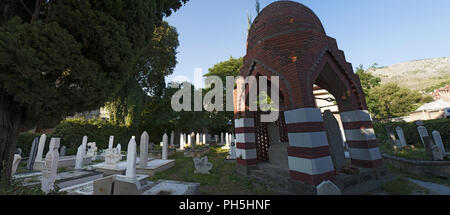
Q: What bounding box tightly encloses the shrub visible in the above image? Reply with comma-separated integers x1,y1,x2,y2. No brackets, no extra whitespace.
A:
50,118,138,155
373,119,450,150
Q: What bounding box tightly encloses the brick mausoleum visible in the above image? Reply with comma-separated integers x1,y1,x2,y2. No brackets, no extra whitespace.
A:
233,1,390,195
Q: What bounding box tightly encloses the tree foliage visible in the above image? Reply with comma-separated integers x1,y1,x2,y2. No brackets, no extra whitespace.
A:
0,0,188,181
368,83,433,120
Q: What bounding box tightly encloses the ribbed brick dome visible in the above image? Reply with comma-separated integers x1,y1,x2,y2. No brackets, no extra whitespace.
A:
248,1,325,47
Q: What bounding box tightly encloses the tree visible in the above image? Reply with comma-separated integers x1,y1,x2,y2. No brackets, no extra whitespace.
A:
105,21,180,129
355,64,381,95
204,57,243,133
0,0,188,181
368,83,433,120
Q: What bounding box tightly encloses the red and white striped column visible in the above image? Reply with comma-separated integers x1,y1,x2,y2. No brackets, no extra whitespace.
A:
340,109,383,168
234,117,258,166
284,108,336,185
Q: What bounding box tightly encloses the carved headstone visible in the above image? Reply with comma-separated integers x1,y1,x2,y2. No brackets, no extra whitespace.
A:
385,125,397,144
11,153,22,177
193,156,213,174
395,126,407,147
316,180,341,195
417,126,429,148
87,142,97,157
140,131,149,168
229,141,236,160
26,137,39,170
104,144,122,169
75,144,84,170
59,145,67,157
35,134,47,162
225,132,229,148
125,137,137,179
323,110,346,171
432,131,446,157
82,136,88,155
423,136,443,161
162,133,169,160
41,138,60,193
415,120,424,126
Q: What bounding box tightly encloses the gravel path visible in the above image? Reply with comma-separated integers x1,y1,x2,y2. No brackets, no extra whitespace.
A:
408,178,450,195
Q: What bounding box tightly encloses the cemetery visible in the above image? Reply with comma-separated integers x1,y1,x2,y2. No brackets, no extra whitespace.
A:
1,1,449,197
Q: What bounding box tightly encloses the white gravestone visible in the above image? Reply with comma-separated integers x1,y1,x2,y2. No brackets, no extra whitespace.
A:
125,137,137,179
316,180,342,195
220,132,224,145
229,141,237,160
35,134,47,162
203,134,206,145
417,126,429,147
396,126,407,147
108,136,114,149
41,138,60,193
187,133,192,147
196,133,200,145
225,132,229,148
193,156,213,174
170,131,175,147
87,142,97,157
432,131,446,157
104,145,122,169
140,131,149,168
59,145,67,157
27,137,39,170
11,153,22,177
162,133,169,160
179,134,185,150
75,145,84,170
82,136,88,154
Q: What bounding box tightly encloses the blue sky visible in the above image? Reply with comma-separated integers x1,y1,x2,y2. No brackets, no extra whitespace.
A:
164,0,450,86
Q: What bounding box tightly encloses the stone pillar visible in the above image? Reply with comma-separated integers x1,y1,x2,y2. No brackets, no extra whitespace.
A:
140,131,149,168
125,137,137,179
284,108,336,185
203,134,206,145
340,109,382,169
196,133,200,145
35,134,47,162
162,133,169,160
225,132,229,148
221,132,224,145
234,116,257,175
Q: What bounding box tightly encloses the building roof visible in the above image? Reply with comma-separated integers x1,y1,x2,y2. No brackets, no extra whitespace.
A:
416,99,450,111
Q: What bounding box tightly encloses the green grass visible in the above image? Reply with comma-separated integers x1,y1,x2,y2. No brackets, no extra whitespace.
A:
386,164,450,187
379,143,428,160
380,177,429,195
150,146,273,195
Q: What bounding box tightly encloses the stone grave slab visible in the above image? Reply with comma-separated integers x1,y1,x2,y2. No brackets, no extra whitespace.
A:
142,180,200,195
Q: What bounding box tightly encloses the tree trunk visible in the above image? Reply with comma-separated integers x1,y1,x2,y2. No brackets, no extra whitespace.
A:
0,89,25,183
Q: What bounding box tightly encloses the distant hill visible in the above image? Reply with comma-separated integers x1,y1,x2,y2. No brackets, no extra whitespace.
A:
368,57,450,91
